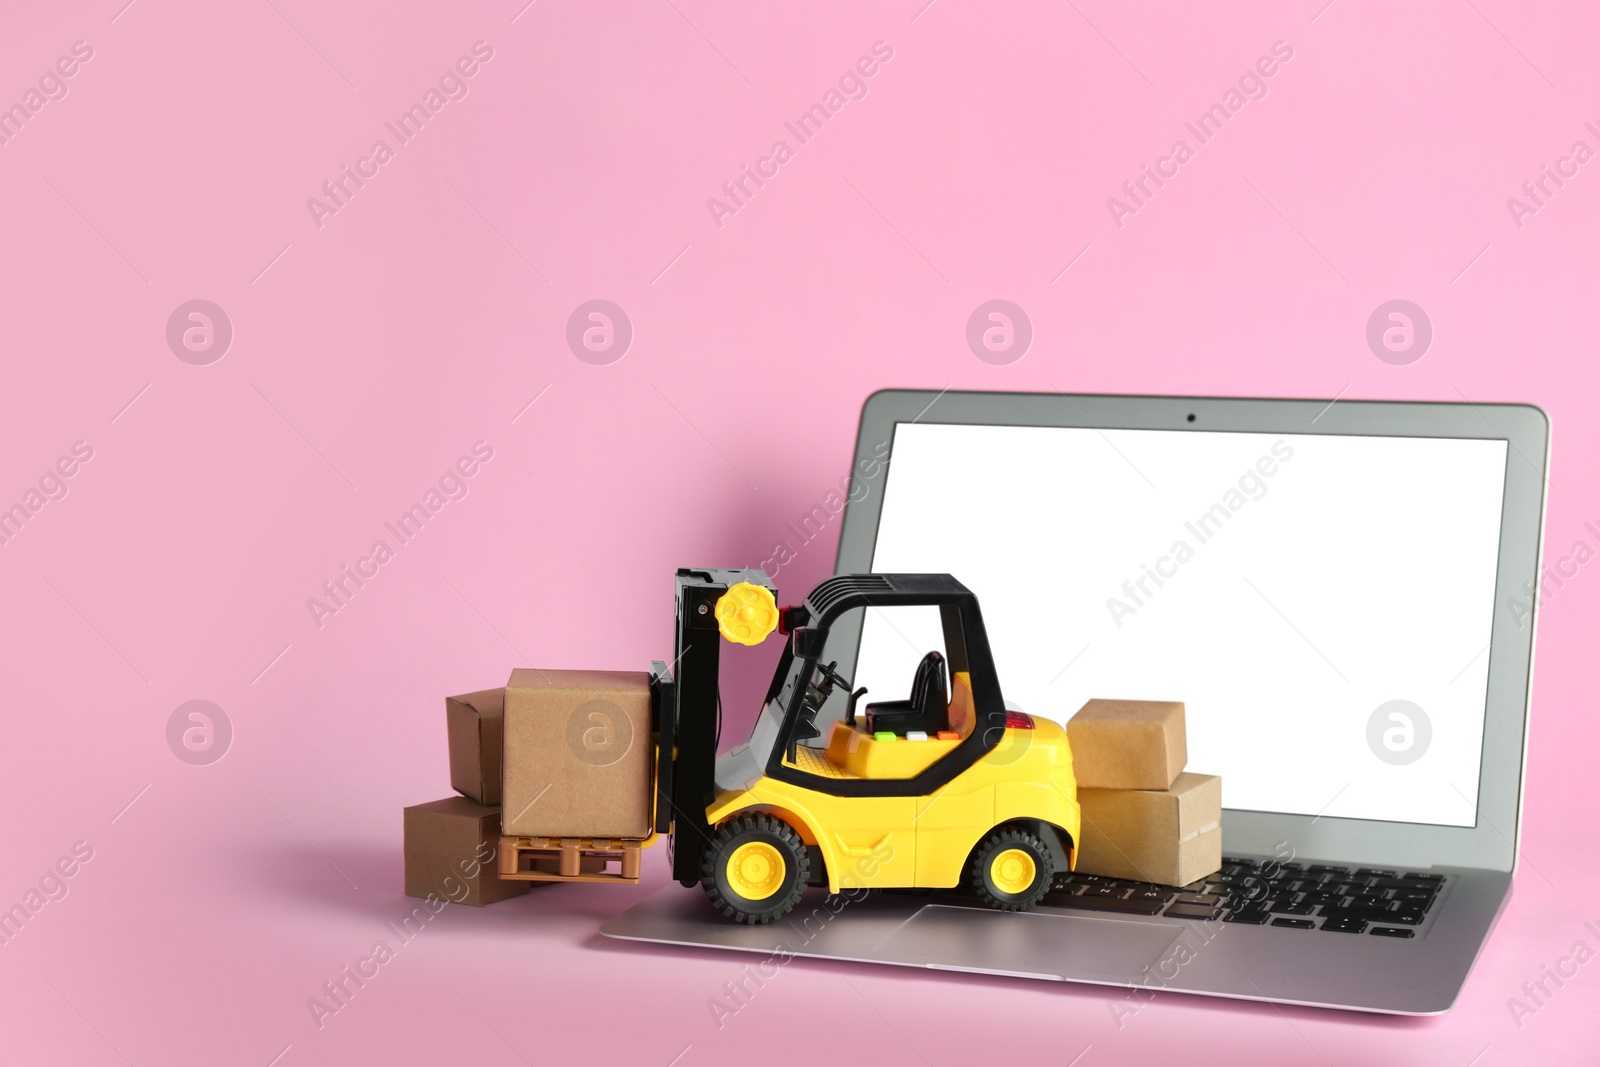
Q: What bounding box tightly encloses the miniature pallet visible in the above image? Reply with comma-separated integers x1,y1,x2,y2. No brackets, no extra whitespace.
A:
497,835,644,884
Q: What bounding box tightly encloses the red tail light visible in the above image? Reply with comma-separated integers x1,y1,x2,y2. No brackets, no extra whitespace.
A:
1005,710,1034,729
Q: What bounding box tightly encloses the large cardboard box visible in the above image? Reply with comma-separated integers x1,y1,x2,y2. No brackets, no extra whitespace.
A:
502,668,652,839
403,796,530,906
1076,772,1222,887
447,687,505,805
1067,698,1187,790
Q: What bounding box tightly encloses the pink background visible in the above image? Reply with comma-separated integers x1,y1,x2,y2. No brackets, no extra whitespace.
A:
2,0,1597,1063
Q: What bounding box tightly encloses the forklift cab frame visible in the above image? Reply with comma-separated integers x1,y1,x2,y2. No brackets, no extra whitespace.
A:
715,573,1012,799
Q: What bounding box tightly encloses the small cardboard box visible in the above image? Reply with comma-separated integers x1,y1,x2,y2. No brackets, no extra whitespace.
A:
403,796,530,906
447,687,505,805
1067,698,1187,790
1076,772,1222,887
502,668,652,839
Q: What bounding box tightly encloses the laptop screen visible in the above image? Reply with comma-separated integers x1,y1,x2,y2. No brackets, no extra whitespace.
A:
857,421,1510,828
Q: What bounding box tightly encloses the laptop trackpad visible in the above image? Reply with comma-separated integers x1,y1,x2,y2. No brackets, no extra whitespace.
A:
874,904,1186,980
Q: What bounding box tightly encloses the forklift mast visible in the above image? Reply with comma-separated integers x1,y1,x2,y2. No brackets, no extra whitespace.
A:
651,567,776,887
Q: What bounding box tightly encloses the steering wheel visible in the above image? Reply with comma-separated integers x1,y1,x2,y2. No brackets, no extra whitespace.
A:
815,660,853,694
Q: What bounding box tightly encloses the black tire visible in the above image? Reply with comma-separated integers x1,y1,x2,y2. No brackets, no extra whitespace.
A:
967,826,1054,911
700,813,810,924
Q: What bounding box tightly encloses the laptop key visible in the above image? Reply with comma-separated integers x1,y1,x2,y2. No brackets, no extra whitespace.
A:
1307,864,1350,875
1129,888,1173,902
1165,902,1222,920
1321,917,1368,934
1370,926,1417,939
1271,901,1315,916
1272,918,1315,929
1404,872,1445,882
1372,877,1431,891
1319,904,1397,922
1176,893,1223,906
1224,908,1272,925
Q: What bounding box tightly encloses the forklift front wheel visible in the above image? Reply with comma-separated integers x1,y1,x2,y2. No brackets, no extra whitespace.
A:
968,826,1054,911
701,813,810,924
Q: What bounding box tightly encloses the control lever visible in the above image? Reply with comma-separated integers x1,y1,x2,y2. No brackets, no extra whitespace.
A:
844,686,868,727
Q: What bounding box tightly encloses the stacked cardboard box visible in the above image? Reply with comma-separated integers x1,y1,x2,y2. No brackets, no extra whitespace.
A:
403,796,529,906
501,669,652,839
404,669,654,905
1066,699,1222,887
446,687,505,805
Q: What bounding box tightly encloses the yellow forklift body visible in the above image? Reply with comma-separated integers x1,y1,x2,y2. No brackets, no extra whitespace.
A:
706,716,1080,894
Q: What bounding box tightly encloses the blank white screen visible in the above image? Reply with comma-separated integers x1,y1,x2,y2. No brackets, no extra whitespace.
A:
859,422,1509,827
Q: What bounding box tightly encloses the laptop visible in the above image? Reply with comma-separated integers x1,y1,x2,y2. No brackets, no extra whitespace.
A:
602,390,1548,1015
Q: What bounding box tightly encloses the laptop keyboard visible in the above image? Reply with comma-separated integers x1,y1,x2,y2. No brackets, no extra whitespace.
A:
1041,856,1446,938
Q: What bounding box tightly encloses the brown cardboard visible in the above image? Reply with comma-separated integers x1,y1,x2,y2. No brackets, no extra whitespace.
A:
403,796,530,906
1075,772,1222,887
447,687,505,805
1067,698,1187,790
501,668,652,839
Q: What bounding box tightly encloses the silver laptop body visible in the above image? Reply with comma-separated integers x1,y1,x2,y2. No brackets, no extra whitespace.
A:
603,391,1547,1015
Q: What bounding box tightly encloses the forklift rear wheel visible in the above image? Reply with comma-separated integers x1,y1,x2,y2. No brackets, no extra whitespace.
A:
968,826,1054,911
701,813,810,924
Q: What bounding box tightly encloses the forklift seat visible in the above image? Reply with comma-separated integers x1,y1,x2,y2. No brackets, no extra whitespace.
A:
863,651,949,736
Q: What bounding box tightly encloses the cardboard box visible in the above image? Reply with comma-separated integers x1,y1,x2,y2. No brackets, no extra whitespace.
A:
403,796,530,906
502,668,652,839
447,687,505,805
1075,772,1222,887
1067,698,1187,790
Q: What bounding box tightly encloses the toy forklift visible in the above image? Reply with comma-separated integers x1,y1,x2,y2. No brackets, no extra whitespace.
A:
652,568,1081,924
